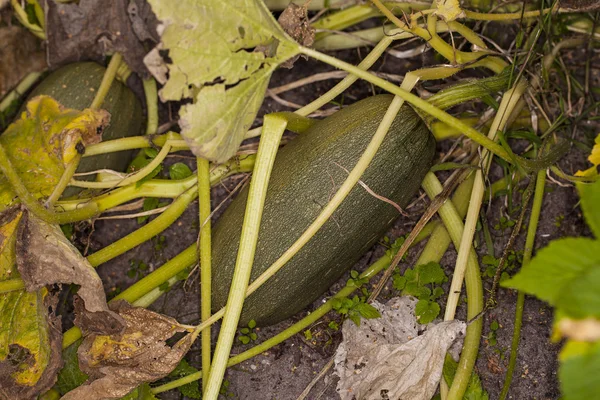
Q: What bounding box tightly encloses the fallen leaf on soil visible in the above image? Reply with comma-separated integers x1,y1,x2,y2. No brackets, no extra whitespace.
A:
0,208,63,400
45,0,157,76
62,300,194,400
0,25,46,98
0,95,109,211
16,212,125,334
334,297,465,400
145,0,300,162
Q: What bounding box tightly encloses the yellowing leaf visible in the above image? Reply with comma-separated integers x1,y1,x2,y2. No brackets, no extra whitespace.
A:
0,207,62,399
145,0,300,162
0,95,110,211
576,133,600,177
434,0,465,22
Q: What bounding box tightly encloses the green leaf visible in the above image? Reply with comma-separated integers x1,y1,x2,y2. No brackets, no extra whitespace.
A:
169,162,193,180
442,354,489,400
559,341,600,400
348,312,361,327
490,320,499,331
146,0,301,162
502,238,600,318
240,327,250,334
56,339,88,395
239,335,250,344
415,299,440,324
354,303,381,320
431,286,445,301
578,180,600,238
417,262,447,285
304,330,312,340
248,319,257,329
119,383,158,400
168,359,202,399
249,332,257,341
137,197,161,224
392,275,407,291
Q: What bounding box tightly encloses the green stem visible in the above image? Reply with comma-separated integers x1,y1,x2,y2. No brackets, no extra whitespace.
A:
63,244,198,348
299,46,514,163
197,157,212,392
90,53,122,110
203,115,286,400
499,169,546,400
45,154,81,206
143,78,159,135
421,172,483,400
0,72,42,112
87,186,197,267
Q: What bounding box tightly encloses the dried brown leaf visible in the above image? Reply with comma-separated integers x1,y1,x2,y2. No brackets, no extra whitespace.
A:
277,3,314,68
16,212,124,334
62,300,194,400
45,0,157,76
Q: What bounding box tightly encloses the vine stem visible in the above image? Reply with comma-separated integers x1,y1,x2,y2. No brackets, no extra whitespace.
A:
143,78,159,135
298,46,514,163
421,172,483,400
499,169,546,399
0,72,42,112
45,154,81,207
90,53,122,110
203,115,287,400
197,157,212,392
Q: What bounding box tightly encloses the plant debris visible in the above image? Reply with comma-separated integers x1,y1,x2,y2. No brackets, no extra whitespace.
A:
276,3,314,68
334,297,465,400
62,300,194,400
45,0,157,76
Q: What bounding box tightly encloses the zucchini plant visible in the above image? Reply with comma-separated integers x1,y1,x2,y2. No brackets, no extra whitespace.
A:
0,0,597,400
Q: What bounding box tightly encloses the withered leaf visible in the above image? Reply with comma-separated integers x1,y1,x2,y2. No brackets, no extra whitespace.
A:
277,3,315,69
62,300,194,400
45,0,157,76
0,208,62,400
16,212,125,335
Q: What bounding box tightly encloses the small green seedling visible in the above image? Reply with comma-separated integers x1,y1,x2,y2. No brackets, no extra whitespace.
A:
127,259,149,280
393,262,448,324
137,197,169,224
168,359,201,399
494,215,516,231
486,320,500,346
331,295,381,326
237,319,258,344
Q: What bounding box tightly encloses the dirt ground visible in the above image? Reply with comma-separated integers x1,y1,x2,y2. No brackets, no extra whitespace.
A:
83,40,593,399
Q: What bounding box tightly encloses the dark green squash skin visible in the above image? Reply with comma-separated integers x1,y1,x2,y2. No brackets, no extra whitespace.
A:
26,62,143,194
211,95,436,326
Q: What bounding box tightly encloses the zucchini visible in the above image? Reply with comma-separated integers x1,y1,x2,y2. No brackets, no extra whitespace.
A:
26,62,143,193
212,95,436,326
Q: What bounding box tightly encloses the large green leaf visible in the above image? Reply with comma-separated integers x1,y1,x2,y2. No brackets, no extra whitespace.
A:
146,0,301,162
578,180,600,239
502,238,600,318
559,341,600,399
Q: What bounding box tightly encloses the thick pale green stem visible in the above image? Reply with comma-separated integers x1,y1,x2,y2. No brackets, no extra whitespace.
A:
499,170,546,400
197,157,212,392
143,78,159,135
90,53,122,110
421,172,483,400
203,115,286,400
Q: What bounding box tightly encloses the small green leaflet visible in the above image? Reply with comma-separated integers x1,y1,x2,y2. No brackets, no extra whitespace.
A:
415,300,440,324
146,0,301,163
168,359,201,399
559,341,600,399
169,162,193,180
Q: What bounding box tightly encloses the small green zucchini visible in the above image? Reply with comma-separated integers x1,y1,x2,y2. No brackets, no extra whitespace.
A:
211,94,436,326
26,62,143,192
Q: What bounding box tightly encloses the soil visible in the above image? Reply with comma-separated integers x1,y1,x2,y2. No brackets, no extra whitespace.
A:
87,41,593,400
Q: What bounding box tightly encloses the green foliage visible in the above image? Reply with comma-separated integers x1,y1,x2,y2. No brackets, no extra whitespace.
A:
331,295,381,326
168,359,201,399
137,197,169,224
304,329,313,341
147,0,300,162
392,262,448,324
441,354,489,400
493,215,515,231
128,148,163,187
328,320,339,331
237,319,258,344
169,162,193,180
127,259,149,279
481,251,522,280
119,383,158,400
55,339,88,395
503,180,600,400
487,320,500,346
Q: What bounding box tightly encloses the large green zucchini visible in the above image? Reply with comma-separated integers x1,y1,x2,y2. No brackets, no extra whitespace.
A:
26,62,143,193
211,95,436,326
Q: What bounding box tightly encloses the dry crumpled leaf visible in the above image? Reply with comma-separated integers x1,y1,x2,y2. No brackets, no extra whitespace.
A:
62,300,194,400
16,212,125,335
45,0,158,76
276,3,315,68
0,208,63,400
334,297,466,400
